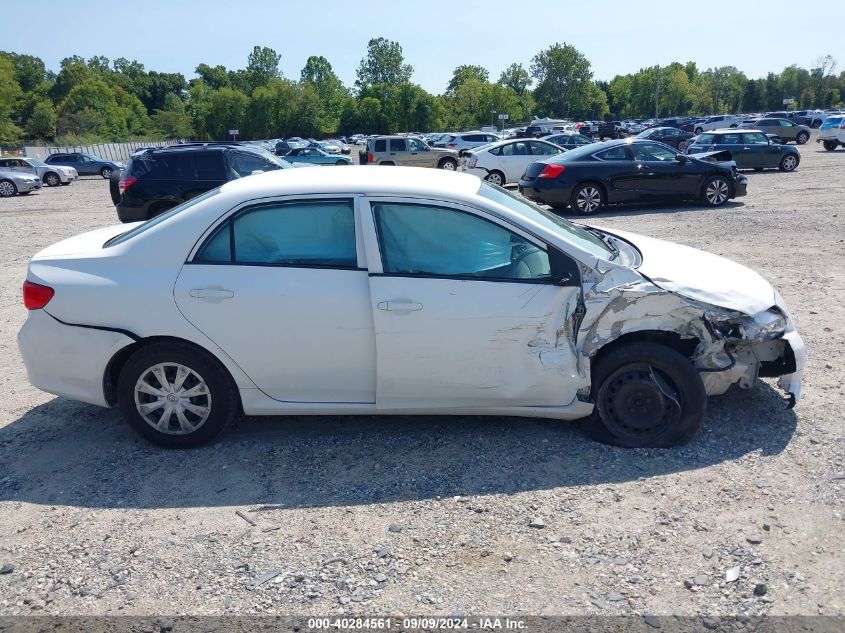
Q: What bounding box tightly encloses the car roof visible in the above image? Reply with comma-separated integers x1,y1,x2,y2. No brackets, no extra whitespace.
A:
218,165,482,198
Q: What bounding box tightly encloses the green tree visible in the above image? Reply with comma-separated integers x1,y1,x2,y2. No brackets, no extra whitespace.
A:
203,87,248,139
355,38,413,91
58,78,126,139
195,63,231,90
0,56,23,142
530,43,593,118
0,52,47,93
49,56,94,103
446,65,489,94
498,63,531,95
26,99,57,139
300,56,349,129
245,46,282,91
150,93,193,139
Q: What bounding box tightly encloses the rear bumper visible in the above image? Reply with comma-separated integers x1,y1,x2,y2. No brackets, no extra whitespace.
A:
116,202,150,223
518,180,574,206
17,309,134,407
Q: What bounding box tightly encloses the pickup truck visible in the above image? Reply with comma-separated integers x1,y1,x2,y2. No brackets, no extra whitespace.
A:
596,121,626,140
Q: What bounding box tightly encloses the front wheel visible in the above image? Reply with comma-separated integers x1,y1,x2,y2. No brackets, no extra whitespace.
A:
439,158,457,171
779,153,799,172
0,179,17,197
571,182,605,214
677,140,688,152
485,170,505,187
101,167,113,179
694,127,703,135
702,175,731,207
581,342,706,447
795,131,809,145
118,342,238,448
822,140,838,151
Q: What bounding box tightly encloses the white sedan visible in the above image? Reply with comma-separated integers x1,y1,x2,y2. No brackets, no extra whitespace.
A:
460,138,564,186
18,167,805,448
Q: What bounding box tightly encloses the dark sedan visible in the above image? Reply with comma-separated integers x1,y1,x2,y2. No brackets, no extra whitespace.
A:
636,126,696,151
518,139,747,214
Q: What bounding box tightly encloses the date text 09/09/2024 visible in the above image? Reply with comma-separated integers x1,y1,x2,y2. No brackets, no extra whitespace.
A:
306,617,527,630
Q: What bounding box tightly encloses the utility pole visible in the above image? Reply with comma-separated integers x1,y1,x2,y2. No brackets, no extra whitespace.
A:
491,110,496,127
655,65,660,119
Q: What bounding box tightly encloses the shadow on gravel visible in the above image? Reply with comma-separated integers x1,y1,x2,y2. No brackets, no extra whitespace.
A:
0,382,795,509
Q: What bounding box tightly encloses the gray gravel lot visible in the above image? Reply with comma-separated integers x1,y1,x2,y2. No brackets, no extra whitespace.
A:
0,135,842,617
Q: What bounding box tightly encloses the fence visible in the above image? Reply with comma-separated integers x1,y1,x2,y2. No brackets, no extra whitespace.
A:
23,140,177,162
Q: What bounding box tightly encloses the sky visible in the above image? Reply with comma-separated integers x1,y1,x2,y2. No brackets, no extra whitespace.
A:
5,0,844,93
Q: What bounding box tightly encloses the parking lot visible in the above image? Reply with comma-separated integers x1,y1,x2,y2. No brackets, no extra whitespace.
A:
0,133,842,617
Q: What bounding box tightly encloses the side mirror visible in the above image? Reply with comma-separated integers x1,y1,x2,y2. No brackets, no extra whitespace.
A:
675,154,688,164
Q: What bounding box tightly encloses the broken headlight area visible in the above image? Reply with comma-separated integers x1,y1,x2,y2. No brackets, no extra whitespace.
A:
705,306,788,342
698,306,799,402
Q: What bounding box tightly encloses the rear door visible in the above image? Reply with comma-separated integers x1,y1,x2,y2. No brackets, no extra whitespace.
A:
388,138,410,164
497,140,532,183
174,196,376,403
361,198,582,409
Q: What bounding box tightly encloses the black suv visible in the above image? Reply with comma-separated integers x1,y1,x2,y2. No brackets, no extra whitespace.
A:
114,143,293,222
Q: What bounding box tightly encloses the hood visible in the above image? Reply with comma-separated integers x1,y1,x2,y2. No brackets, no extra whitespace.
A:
598,227,775,315
33,223,141,259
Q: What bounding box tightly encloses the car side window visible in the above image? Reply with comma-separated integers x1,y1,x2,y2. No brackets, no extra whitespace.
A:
527,142,558,156
594,146,630,160
372,202,551,282
779,120,793,127
195,153,225,180
502,142,529,156
720,134,742,145
408,139,425,151
230,151,273,177
743,132,768,145
632,143,676,161
374,139,386,152
195,200,357,268
389,139,407,151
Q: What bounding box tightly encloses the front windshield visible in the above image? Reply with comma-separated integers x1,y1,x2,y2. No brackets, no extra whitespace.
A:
477,182,612,259
104,188,221,247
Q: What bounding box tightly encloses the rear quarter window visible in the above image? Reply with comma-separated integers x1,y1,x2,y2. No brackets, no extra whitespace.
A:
695,134,716,144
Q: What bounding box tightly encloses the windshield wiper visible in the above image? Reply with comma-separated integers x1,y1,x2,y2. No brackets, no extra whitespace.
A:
581,226,619,260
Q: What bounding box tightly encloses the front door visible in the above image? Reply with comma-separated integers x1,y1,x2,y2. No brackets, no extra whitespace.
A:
630,142,700,197
740,132,780,168
174,197,376,403
362,199,582,409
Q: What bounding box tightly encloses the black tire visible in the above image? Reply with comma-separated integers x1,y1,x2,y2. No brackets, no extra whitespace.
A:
677,140,688,152
43,172,61,187
580,342,706,448
438,157,457,171
117,341,239,448
694,127,703,135
795,131,809,145
822,140,838,151
701,175,731,207
100,166,113,179
60,182,71,185
812,119,822,129
485,170,505,187
335,160,347,165
570,182,605,214
779,153,799,172
109,169,122,205
0,179,17,197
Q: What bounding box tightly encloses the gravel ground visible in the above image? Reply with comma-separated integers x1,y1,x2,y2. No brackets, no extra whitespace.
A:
0,135,842,618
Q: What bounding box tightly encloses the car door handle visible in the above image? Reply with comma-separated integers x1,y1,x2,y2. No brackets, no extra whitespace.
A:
389,152,397,155
190,288,234,300
377,301,423,312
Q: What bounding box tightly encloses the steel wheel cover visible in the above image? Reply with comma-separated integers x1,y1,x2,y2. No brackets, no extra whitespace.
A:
576,186,601,212
598,363,682,441
133,362,212,435
705,179,729,204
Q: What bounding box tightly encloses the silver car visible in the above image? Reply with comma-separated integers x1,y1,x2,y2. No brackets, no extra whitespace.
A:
0,157,78,187
0,168,42,197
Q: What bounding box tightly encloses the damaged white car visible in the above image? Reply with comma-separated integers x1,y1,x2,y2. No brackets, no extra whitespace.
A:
18,167,805,448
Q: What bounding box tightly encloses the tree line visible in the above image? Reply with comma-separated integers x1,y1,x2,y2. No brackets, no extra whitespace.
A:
0,41,841,145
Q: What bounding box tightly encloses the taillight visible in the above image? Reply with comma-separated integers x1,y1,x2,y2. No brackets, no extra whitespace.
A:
469,156,477,169
118,176,137,194
447,143,457,147
538,164,565,179
367,153,375,163
23,280,54,310
840,122,845,129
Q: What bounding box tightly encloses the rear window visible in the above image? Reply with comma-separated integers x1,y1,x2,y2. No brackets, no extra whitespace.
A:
695,133,716,144
820,117,842,129
126,152,225,180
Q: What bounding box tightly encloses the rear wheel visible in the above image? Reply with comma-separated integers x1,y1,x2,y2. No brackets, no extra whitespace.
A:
439,157,457,171
702,175,731,206
0,179,17,197
779,153,799,172
571,182,604,214
795,131,809,145
118,342,238,448
43,172,61,187
694,127,703,134
581,342,706,447
822,140,838,151
100,166,113,179
335,160,347,165
485,170,505,187
677,140,689,152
